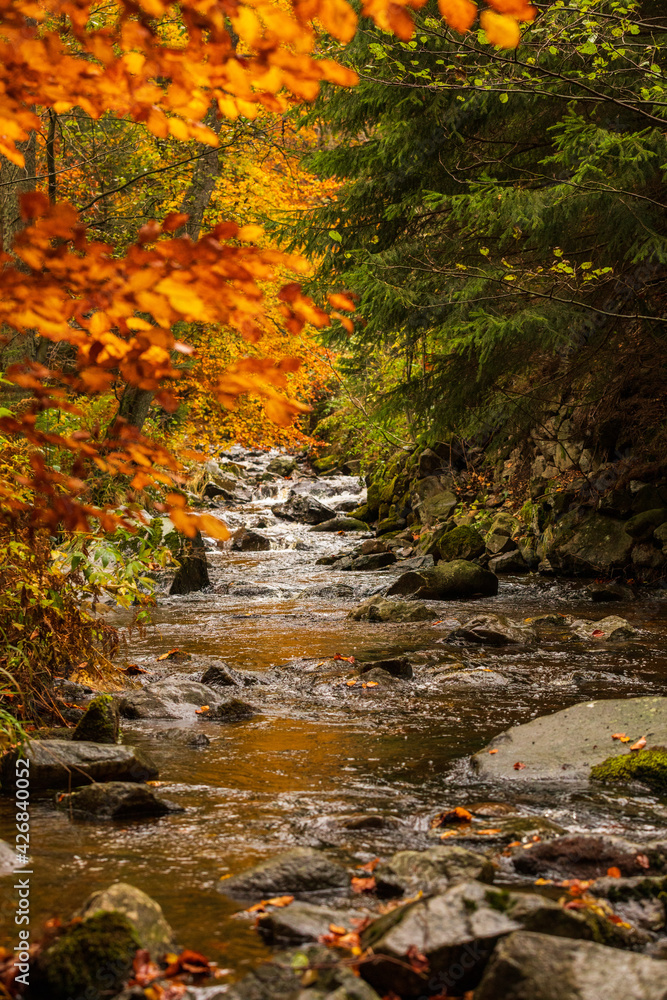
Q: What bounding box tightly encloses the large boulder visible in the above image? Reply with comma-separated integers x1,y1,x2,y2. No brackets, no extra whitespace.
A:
386,559,498,600
570,615,638,641
200,662,260,688
203,699,258,723
218,847,349,900
549,514,633,575
231,527,271,551
71,694,119,744
1,741,158,791
419,489,458,527
267,456,297,476
118,676,224,720
360,881,520,998
625,508,667,541
272,494,336,524
56,781,182,820
225,944,382,1000
475,931,667,1000
347,596,439,622
509,834,667,880
472,696,667,784
349,551,396,570
375,846,495,897
436,525,485,562
77,882,175,959
31,912,139,1000
450,614,535,646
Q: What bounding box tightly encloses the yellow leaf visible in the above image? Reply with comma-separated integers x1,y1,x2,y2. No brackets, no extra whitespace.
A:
480,10,521,47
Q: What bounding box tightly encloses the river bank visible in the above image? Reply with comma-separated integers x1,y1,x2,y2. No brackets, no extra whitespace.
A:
1,448,666,998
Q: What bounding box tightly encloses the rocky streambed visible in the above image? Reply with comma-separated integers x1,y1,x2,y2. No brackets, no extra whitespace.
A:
1,448,667,999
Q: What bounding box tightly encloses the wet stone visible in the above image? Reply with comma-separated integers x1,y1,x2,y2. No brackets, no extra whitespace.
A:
218,847,350,900
1,741,158,791
358,657,413,680
203,699,258,723
256,901,360,945
509,834,666,880
56,781,182,820
348,596,438,622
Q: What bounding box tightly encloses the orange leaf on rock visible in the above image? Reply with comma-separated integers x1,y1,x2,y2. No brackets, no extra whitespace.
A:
611,733,627,741
513,761,526,770
636,854,650,869
431,806,473,828
351,876,376,894
607,867,621,878
630,736,646,751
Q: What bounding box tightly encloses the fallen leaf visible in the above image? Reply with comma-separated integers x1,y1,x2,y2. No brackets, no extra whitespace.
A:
345,680,357,687
439,830,460,839
534,878,553,885
334,653,356,663
195,705,210,714
365,681,379,687
607,867,621,878
244,895,294,914
122,664,148,676
475,828,502,836
611,733,627,741
513,761,526,770
406,943,430,975
636,854,650,869
164,949,211,978
351,876,376,894
360,858,380,872
157,648,185,660
592,629,605,637
431,806,473,828
489,749,499,754
630,736,647,751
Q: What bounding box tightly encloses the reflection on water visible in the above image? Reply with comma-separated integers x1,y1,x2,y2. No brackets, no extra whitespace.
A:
1,465,666,973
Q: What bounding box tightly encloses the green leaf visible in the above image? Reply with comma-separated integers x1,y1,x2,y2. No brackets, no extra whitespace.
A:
328,230,342,243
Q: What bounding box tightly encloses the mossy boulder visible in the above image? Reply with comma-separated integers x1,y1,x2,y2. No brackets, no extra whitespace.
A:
590,747,667,794
33,911,139,1000
349,502,375,523
78,882,175,959
72,694,119,745
624,508,667,541
437,525,485,562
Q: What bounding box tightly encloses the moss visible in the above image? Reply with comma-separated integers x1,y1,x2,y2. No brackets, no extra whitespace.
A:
590,747,667,794
349,503,374,523
34,912,139,1000
484,888,511,913
72,694,119,745
437,525,485,562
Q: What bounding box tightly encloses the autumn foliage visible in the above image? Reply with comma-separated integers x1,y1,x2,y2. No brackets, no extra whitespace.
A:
0,0,533,533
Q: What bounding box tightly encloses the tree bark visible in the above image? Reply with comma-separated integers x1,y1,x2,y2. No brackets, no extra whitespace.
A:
114,105,223,432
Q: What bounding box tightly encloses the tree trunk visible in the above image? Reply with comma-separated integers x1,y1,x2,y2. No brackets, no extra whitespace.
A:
114,106,223,432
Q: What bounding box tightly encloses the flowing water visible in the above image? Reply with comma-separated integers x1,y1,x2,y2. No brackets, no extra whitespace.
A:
1,449,667,981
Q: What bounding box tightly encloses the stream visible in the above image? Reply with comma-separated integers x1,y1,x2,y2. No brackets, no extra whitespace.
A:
1,448,667,982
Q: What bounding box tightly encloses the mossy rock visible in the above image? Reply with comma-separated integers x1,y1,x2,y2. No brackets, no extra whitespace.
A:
437,525,485,562
349,503,375,523
33,911,139,1000
590,746,667,794
71,694,119,745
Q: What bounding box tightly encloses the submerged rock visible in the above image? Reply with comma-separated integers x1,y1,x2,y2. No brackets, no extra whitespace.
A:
56,781,182,820
591,746,667,794
386,559,498,600
358,657,413,679
450,613,536,646
203,699,258,723
118,676,225,720
348,596,438,622
78,881,175,959
475,931,667,1000
472,696,667,783
200,662,260,688
219,847,349,900
570,615,638,641
71,693,119,745
1,740,158,790
231,527,271,551
586,581,635,602
272,494,336,524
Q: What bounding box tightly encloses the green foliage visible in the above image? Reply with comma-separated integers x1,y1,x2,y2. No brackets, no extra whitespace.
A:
297,0,667,456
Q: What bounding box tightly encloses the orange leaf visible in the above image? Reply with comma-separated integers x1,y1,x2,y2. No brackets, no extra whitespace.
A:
630,736,646,751
486,0,536,21
351,876,376,894
513,761,526,770
195,705,210,714
480,9,521,47
489,748,499,754
636,854,650,869
431,806,473,827
611,733,627,740
438,0,477,33
606,867,621,878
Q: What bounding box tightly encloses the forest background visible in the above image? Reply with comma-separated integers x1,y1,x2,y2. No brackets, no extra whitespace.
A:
0,0,664,743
